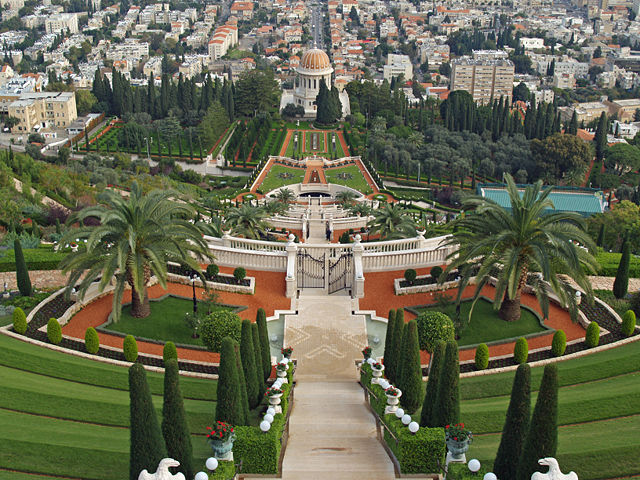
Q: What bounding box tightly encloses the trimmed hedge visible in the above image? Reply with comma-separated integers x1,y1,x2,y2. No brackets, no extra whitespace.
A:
551,330,566,357
383,414,445,474
163,341,178,362
404,269,417,284
586,322,600,348
84,327,100,354
621,310,637,337
448,463,489,478
0,246,67,272
594,249,640,278
199,310,242,353
415,311,455,353
474,343,489,370
47,318,62,345
514,337,529,364
233,267,246,281
12,307,27,334
124,335,138,362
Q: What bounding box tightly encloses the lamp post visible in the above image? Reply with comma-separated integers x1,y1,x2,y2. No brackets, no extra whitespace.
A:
190,274,198,315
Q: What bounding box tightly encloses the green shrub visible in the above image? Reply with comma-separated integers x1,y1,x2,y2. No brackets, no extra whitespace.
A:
383,309,397,382
397,320,423,414
233,340,249,425
551,330,566,357
215,337,244,425
206,264,219,278
233,267,246,282
199,310,242,352
3,291,49,310
514,337,528,364
621,310,636,337
415,311,455,352
613,240,630,299
586,321,600,348
0,245,67,272
14,239,32,297
12,307,27,334
47,318,62,345
448,464,490,478
251,323,265,397
420,340,446,428
391,309,405,381
474,343,489,370
383,415,445,474
430,266,443,281
630,291,640,317
595,249,640,278
434,341,460,427
163,341,177,362
256,308,271,381
240,319,260,409
123,335,138,362
404,268,417,284
84,327,100,354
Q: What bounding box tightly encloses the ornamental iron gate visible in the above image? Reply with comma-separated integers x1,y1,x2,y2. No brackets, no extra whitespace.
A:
296,250,325,289
328,252,353,294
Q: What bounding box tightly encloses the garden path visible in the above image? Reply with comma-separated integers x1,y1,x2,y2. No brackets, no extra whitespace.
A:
280,295,396,479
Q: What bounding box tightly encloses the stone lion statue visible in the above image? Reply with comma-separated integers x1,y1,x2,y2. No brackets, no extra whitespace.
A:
532,457,578,480
138,458,186,480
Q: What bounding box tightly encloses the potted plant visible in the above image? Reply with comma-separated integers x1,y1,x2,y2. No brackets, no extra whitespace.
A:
445,423,473,461
70,242,78,252
206,421,236,460
281,346,293,359
276,363,288,381
371,362,385,382
385,386,402,406
265,386,283,412
362,346,372,360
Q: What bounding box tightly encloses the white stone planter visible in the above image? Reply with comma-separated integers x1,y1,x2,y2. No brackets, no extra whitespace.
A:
276,368,288,384
384,390,402,414
371,365,384,384
268,393,283,414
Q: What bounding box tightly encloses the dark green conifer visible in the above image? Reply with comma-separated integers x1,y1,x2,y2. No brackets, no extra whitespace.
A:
256,308,271,381
240,319,260,408
383,309,396,382
398,320,423,413
420,340,446,427
215,337,245,425
434,341,460,427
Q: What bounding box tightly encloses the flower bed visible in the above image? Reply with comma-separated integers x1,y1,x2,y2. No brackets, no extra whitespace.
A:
394,271,459,295
167,263,254,294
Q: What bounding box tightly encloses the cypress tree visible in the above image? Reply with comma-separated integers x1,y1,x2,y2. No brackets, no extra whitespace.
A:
383,309,396,382
613,239,630,299
240,319,260,409
420,340,446,427
594,112,608,161
516,363,558,480
215,337,245,425
129,363,167,480
434,341,460,427
233,340,249,424
14,239,32,297
161,359,193,479
252,323,265,396
596,223,605,247
392,309,405,382
396,319,422,413
568,110,578,135
493,363,531,480
395,320,408,388
256,308,271,381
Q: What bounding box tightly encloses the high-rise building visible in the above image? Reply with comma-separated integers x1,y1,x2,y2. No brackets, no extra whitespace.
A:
450,54,515,105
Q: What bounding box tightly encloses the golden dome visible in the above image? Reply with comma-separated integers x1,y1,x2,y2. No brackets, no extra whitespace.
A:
299,48,332,71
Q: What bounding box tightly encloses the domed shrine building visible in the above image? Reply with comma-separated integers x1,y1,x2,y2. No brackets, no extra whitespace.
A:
280,46,350,119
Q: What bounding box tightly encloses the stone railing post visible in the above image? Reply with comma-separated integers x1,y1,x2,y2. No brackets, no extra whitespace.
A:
222,231,232,248
285,234,297,298
352,234,365,298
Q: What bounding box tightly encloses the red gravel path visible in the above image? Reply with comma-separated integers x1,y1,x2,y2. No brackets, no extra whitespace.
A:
359,269,586,364
61,268,289,363
279,130,293,157
336,131,350,156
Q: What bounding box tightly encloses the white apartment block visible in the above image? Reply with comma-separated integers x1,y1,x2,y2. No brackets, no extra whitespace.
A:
208,24,238,61
383,54,413,82
105,40,150,67
451,56,515,105
554,60,589,78
45,13,79,35
520,37,545,50
7,91,77,132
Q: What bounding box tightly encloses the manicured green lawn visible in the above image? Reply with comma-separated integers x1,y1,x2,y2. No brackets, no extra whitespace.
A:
305,130,325,152
259,164,305,193
324,164,372,194
414,298,546,346
104,296,237,346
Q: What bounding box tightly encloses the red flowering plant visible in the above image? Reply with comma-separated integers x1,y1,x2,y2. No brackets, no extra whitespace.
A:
385,386,400,397
206,421,235,443
362,346,372,358
265,386,283,397
276,363,288,372
445,423,472,442
281,346,293,357
371,362,384,370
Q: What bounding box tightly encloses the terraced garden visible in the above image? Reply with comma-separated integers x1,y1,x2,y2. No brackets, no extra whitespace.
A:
0,332,265,479
450,342,640,479
258,164,305,192
324,164,372,194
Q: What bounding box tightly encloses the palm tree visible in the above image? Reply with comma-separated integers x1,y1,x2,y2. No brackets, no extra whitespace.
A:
335,190,358,206
197,216,223,237
367,203,417,240
224,204,270,239
443,174,597,323
60,182,211,320
348,203,372,217
263,199,288,216
275,188,295,204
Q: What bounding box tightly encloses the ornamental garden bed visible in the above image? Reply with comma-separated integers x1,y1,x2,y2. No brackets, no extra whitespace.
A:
395,271,459,295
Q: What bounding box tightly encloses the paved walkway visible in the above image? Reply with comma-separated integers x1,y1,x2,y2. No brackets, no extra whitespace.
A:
281,295,395,480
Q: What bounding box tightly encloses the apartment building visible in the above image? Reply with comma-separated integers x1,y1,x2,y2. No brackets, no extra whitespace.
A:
208,24,238,61
451,55,515,105
230,1,254,19
105,40,150,67
8,91,77,132
383,54,413,82
45,13,79,34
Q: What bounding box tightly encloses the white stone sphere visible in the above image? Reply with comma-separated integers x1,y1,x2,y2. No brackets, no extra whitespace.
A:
468,459,481,473
260,420,271,432
395,408,405,418
379,380,389,389
205,457,218,471
401,414,411,425
366,357,375,365
408,421,419,433
194,472,208,480
264,413,274,423
266,407,276,416
280,357,289,364
483,473,498,480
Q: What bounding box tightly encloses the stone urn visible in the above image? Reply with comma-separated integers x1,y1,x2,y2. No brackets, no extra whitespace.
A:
446,436,472,462
208,433,236,461
384,388,402,414
276,366,289,383
268,392,283,414
371,365,385,384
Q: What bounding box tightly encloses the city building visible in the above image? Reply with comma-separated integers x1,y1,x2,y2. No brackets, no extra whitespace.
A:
7,91,77,132
608,98,640,122
230,1,254,19
45,13,79,35
451,55,515,105
383,54,413,82
208,24,238,61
